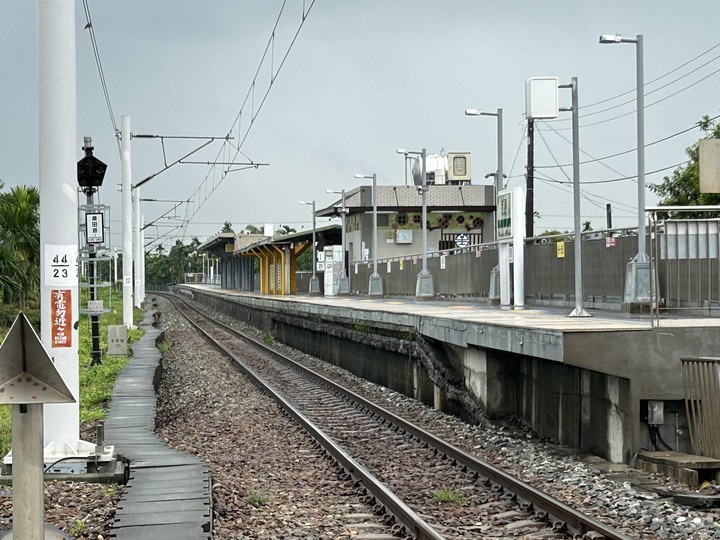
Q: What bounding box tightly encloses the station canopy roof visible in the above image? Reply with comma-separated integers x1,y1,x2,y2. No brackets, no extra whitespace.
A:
197,225,342,256
316,184,494,218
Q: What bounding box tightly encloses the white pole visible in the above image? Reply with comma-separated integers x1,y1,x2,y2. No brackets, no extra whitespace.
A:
140,214,146,301
121,116,134,327
12,404,44,539
134,188,141,308
512,187,526,310
38,0,82,455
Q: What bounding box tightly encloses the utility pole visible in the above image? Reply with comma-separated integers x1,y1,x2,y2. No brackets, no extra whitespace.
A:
121,116,134,328
526,119,535,238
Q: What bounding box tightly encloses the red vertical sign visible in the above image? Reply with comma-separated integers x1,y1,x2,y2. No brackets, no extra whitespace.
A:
51,289,72,347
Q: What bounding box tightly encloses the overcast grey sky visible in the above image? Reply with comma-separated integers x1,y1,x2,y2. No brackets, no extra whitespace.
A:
2,1,720,248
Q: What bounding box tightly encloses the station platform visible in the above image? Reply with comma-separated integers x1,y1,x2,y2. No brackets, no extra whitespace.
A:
104,305,211,540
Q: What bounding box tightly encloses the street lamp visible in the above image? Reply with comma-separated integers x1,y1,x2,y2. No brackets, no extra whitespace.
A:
395,149,412,186
464,108,507,306
298,201,320,295
464,109,503,220
354,173,383,296
326,189,350,295
599,33,650,306
397,148,434,298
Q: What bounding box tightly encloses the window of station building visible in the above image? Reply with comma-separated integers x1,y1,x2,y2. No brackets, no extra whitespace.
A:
377,214,389,227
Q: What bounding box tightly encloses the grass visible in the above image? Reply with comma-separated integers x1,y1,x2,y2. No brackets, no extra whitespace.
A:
0,289,145,456
432,488,466,506
69,519,86,535
248,489,270,506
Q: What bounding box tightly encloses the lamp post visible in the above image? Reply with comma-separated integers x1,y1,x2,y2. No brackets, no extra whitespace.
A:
326,189,350,295
299,201,320,295
464,108,503,232
354,173,383,296
464,108,507,306
599,33,649,306
397,148,434,298
395,149,412,186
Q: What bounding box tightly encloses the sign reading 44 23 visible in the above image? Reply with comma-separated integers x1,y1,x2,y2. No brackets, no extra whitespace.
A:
45,244,78,286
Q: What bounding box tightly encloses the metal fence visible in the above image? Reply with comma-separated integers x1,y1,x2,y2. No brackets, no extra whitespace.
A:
292,218,720,312
320,228,639,306
681,357,720,458
654,219,720,312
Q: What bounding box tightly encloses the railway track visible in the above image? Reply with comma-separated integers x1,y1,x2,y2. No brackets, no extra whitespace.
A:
159,292,634,540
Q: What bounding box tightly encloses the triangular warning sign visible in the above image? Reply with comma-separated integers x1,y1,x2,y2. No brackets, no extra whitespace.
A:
0,313,75,404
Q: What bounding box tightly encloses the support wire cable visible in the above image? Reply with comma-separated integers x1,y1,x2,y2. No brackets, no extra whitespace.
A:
535,113,720,169
81,0,120,155
175,0,319,242
548,40,720,117
550,65,720,131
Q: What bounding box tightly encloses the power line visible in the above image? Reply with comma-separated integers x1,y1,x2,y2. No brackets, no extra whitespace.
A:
537,161,689,185
534,171,636,213
549,65,720,131
537,122,628,179
81,0,119,153
578,51,720,119
535,113,720,169
176,0,319,242
562,40,720,112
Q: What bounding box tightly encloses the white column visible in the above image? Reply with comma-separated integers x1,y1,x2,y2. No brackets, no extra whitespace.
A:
12,404,44,539
134,188,141,308
121,116,134,327
38,0,81,454
512,187,526,309
140,214,146,302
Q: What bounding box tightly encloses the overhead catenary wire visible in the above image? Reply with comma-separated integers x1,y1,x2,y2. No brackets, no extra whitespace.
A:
81,0,120,155
175,0,318,243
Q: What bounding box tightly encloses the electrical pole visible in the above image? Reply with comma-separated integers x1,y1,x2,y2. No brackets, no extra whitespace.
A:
526,119,535,238
121,116,134,328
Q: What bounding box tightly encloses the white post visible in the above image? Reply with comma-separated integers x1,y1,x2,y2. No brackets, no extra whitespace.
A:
134,188,142,308
12,404,44,539
38,0,82,455
121,116,134,327
140,214,146,301
512,187,526,310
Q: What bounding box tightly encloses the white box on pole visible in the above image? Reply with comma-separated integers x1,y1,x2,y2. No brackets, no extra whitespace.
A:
525,77,559,119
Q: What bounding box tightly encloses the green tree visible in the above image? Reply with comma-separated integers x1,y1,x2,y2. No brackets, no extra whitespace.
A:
221,221,234,233
649,115,720,217
275,224,295,236
243,224,263,234
0,185,40,309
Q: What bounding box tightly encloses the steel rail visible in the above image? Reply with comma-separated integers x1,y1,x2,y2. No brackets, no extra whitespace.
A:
161,293,444,540
162,292,634,540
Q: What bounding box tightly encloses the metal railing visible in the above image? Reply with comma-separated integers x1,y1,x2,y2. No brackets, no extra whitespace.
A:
681,357,720,458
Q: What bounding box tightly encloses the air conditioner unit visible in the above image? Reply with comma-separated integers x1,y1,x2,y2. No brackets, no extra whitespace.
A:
447,152,471,183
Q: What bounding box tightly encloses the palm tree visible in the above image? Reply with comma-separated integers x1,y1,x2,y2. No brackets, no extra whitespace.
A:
0,185,40,310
